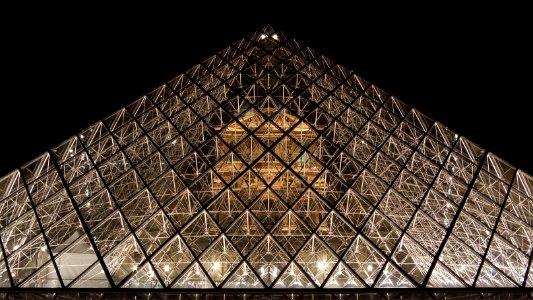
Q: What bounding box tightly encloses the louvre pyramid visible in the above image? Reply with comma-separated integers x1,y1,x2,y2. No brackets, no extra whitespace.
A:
1,25,533,293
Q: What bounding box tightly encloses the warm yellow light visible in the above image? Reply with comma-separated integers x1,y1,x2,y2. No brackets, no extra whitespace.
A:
132,265,138,271
40,246,47,252
260,34,267,40
367,264,373,272
164,265,170,272
212,262,221,270
272,34,279,40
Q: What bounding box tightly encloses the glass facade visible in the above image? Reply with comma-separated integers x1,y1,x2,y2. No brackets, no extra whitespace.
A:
0,25,532,296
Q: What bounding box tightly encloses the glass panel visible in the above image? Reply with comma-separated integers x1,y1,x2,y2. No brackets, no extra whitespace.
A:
151,234,193,287
295,235,337,286
271,211,312,256
343,235,386,286
226,210,265,256
55,236,98,285
248,235,290,287
223,261,264,288
199,235,241,286
375,262,415,288
273,261,314,288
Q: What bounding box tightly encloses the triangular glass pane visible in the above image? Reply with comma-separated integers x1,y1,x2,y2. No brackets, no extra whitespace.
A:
164,189,201,227
345,136,377,166
317,211,356,255
150,170,185,205
213,152,246,184
485,234,528,285
352,169,388,205
226,210,266,255
8,235,50,285
250,189,288,230
160,136,192,165
172,262,213,288
295,235,338,286
323,120,354,147
238,108,265,130
289,120,319,149
314,170,347,206
0,188,31,229
231,169,266,205
427,262,466,288
336,189,373,229
343,235,386,286
35,189,71,231
235,136,264,165
363,211,402,255
151,234,194,287
19,261,61,288
329,151,362,185
498,211,533,255
406,211,446,255
199,235,241,286
181,210,221,256
375,262,415,288
257,96,282,116
122,263,162,288
420,189,457,229
378,189,416,230
103,235,145,285
124,135,155,166
438,235,482,286
107,169,143,206
55,236,99,286
136,211,176,256
121,189,159,229
293,189,330,230
273,261,314,288
223,261,264,288
271,109,299,131
272,211,312,256
290,151,322,185
90,211,131,255
273,136,302,164
191,170,221,205
70,262,110,288
324,261,365,288
254,119,284,145
476,261,517,288
271,170,307,205
207,189,245,230
392,235,432,284
252,152,284,184
248,235,290,286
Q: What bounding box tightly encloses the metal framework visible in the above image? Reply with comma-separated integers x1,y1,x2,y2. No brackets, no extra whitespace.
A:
0,25,532,298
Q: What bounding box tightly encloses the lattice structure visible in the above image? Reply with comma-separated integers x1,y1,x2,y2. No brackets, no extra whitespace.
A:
0,25,532,295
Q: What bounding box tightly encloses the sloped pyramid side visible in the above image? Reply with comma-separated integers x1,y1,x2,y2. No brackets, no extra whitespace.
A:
0,25,532,290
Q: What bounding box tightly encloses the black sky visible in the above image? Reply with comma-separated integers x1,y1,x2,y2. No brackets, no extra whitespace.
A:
1,5,532,177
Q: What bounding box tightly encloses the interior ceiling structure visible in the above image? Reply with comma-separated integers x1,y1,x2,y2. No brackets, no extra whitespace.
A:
0,25,532,299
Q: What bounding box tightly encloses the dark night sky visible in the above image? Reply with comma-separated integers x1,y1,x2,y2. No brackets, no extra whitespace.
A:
1,5,532,178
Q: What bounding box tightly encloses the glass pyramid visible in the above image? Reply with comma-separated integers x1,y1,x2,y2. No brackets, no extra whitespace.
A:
1,25,532,294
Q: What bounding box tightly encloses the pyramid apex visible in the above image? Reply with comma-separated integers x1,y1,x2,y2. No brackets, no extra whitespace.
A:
256,24,285,43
